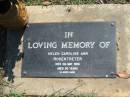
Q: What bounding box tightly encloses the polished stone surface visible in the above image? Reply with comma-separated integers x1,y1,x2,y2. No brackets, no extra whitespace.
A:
22,22,116,78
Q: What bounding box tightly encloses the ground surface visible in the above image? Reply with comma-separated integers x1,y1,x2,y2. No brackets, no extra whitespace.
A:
25,0,130,5
4,5,130,96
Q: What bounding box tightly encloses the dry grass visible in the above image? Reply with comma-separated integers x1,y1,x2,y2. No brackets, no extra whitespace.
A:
0,68,5,96
25,0,130,5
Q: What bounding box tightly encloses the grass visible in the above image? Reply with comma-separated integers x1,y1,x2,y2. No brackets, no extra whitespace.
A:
5,91,26,97
0,81,97,97
25,0,43,5
0,78,26,97
4,93,97,97
0,68,5,96
2,90,96,97
48,93,97,97
25,0,130,5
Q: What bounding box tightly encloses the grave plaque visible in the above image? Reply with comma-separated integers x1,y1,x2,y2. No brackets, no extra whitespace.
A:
22,22,116,78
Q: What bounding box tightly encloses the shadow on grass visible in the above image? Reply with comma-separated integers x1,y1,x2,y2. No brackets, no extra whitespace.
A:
4,28,25,82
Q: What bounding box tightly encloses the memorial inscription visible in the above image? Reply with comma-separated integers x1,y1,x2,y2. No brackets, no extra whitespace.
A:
22,22,116,78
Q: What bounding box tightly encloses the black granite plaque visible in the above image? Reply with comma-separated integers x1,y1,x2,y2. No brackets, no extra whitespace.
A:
22,22,116,78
